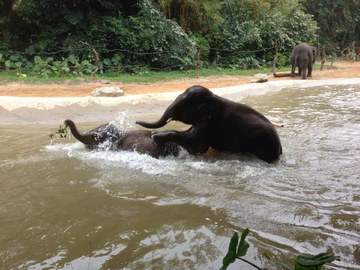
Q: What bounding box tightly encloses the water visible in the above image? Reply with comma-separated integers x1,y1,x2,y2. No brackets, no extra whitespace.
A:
0,84,359,269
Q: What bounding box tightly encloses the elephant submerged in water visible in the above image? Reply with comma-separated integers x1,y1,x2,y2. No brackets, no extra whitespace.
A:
136,85,282,163
291,42,317,80
64,119,180,158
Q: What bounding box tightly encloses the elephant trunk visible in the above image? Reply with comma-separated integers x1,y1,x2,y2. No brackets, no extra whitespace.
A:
136,103,176,129
65,119,93,145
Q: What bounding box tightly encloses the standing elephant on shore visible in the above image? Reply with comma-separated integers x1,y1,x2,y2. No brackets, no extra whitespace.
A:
291,42,317,80
64,119,180,158
136,85,282,163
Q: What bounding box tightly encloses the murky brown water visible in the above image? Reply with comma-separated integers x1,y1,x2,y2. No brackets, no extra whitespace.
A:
1,84,359,269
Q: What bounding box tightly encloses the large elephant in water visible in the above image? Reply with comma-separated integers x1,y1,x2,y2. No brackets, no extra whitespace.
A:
291,42,317,80
64,119,180,158
136,85,282,163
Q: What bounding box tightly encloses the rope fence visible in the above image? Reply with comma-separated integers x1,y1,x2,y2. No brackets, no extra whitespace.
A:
0,39,358,81
0,45,278,56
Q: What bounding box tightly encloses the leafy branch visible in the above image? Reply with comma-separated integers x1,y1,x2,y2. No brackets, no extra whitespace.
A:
49,121,70,139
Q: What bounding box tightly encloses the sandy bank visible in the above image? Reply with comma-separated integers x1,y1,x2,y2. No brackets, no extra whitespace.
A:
1,78,360,125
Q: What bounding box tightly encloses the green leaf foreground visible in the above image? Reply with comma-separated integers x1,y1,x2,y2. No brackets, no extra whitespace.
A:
49,121,70,139
221,229,340,270
295,253,341,270
221,228,261,270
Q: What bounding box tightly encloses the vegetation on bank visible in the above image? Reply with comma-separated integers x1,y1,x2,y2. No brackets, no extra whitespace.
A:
1,0,358,80
0,64,338,85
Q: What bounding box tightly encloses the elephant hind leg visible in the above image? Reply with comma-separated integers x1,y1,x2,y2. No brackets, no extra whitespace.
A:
254,148,281,163
301,66,307,80
307,65,313,77
291,57,297,77
151,126,210,155
252,133,282,163
291,64,296,77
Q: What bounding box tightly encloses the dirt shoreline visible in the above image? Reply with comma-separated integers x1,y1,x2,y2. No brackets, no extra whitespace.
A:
0,62,359,125
0,62,359,98
1,78,360,125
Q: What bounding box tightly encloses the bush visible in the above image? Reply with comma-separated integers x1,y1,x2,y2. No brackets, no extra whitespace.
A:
276,52,292,68
90,0,197,69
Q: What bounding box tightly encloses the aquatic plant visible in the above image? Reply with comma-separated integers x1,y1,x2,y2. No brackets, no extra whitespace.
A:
221,229,340,270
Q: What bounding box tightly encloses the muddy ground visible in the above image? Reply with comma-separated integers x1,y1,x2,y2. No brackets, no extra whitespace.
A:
0,62,359,97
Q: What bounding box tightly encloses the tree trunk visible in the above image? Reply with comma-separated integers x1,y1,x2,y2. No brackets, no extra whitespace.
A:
1,0,15,42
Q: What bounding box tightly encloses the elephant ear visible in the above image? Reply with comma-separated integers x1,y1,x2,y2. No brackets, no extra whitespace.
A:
312,46,317,63
312,46,317,56
196,96,219,123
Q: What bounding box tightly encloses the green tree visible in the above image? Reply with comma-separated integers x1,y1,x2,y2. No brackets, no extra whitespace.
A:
94,0,196,68
208,0,317,67
156,0,224,34
303,0,360,53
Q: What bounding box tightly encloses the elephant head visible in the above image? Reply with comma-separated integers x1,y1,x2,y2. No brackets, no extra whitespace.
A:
136,85,219,128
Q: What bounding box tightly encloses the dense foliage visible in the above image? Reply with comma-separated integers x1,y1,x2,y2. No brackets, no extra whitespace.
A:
303,0,360,54
0,0,358,77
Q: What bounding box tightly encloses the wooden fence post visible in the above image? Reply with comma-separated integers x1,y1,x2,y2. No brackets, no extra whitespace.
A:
272,38,280,74
351,41,355,64
196,48,202,79
320,45,326,71
79,41,100,82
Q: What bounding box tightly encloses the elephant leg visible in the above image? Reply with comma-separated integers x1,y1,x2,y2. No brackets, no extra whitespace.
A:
307,65,313,77
291,66,296,78
301,66,307,80
291,64,296,77
151,126,210,155
252,133,282,163
297,66,302,76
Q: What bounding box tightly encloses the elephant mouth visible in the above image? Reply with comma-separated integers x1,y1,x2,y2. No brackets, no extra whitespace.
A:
166,117,173,123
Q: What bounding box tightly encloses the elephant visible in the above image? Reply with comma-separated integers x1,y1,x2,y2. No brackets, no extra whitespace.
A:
64,119,180,158
136,85,282,163
291,42,317,80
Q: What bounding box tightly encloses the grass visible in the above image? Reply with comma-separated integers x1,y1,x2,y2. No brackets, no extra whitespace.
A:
0,64,338,85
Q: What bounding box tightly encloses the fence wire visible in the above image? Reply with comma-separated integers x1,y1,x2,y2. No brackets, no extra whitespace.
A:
0,45,279,56
0,42,357,76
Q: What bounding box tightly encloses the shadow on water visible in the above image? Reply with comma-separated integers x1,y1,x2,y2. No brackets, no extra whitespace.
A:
0,84,359,269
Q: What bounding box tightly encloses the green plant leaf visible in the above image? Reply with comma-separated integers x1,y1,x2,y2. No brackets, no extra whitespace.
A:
26,45,36,54
221,232,239,270
295,253,340,270
9,55,19,61
34,56,42,65
103,58,112,66
49,122,70,140
237,228,250,257
67,54,78,65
